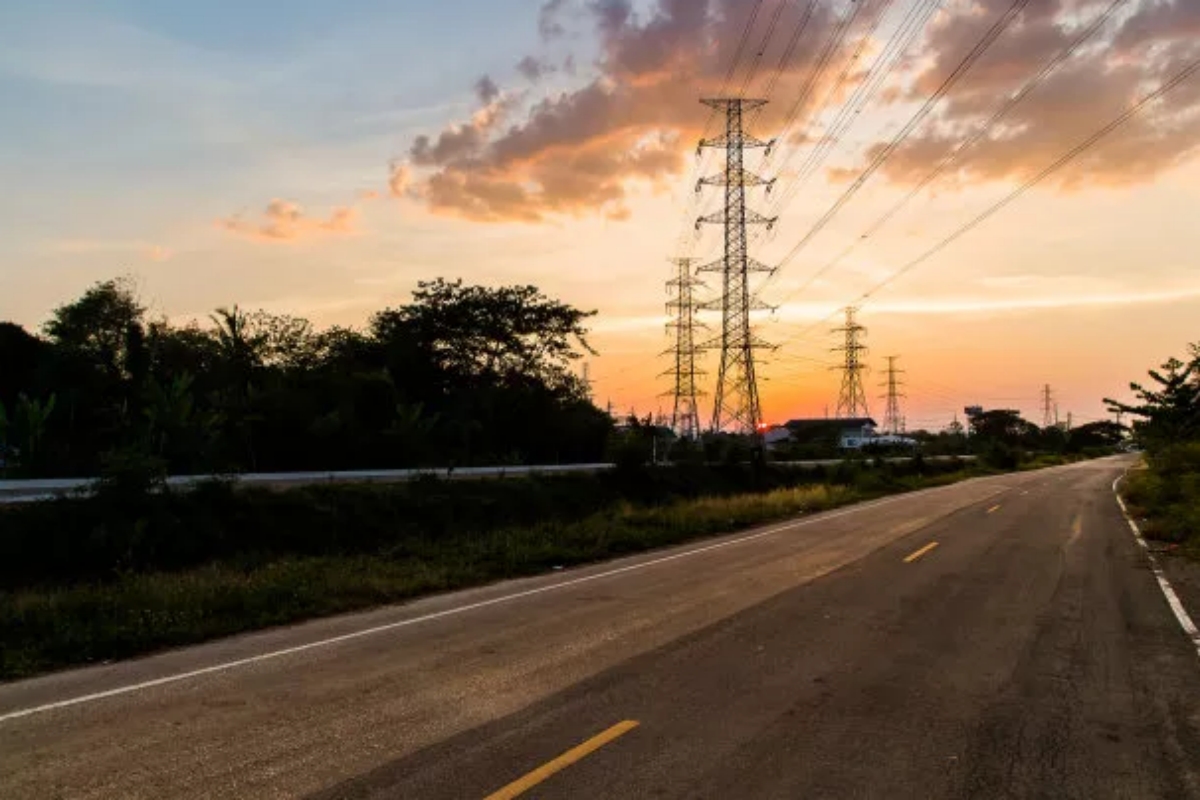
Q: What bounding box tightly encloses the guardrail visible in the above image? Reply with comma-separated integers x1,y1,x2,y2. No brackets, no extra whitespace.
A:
0,463,617,504
0,455,976,505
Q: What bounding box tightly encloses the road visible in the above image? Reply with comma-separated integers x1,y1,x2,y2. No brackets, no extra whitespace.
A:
2,456,1198,798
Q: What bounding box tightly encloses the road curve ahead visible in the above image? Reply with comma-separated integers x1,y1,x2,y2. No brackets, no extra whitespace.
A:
2,457,1198,798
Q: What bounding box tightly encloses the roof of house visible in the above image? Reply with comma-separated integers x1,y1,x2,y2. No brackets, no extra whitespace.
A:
784,417,877,431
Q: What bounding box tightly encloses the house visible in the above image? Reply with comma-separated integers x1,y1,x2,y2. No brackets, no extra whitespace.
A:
772,417,879,451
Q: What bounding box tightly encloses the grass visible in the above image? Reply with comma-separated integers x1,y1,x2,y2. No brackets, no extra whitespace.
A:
0,462,987,680
1121,444,1200,557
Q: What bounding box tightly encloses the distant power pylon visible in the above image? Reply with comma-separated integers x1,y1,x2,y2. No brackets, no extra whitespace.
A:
832,307,870,419
662,257,707,441
880,355,906,435
695,98,777,436
580,362,593,402
1041,384,1055,429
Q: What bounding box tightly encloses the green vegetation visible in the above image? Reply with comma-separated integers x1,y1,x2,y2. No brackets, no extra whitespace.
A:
1110,345,1200,554
0,277,609,478
1,460,979,680
0,276,1111,680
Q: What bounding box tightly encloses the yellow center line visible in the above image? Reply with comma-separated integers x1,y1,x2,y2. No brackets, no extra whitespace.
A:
986,504,1002,514
484,720,640,800
903,541,939,563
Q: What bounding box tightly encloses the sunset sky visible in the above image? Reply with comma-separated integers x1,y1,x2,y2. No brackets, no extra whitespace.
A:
2,0,1199,430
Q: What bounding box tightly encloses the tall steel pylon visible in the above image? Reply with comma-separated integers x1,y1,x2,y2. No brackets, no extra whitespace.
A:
1041,384,1055,429
695,98,777,436
832,306,870,419
880,355,906,435
662,257,707,441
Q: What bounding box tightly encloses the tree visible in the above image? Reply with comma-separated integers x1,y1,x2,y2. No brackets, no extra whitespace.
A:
967,409,1039,445
42,278,145,381
0,322,47,411
1067,420,1126,451
1106,345,1200,449
374,278,596,393
0,276,613,475
9,394,56,474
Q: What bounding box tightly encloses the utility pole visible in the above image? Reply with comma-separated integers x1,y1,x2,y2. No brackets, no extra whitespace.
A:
662,258,706,441
695,98,777,437
1041,384,1055,429
880,355,906,435
832,307,870,419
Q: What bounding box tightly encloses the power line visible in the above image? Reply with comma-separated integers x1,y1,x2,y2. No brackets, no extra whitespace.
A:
767,0,867,169
695,0,868,266
736,0,792,98
774,0,1033,273
768,0,939,220
759,0,822,102
770,9,1199,354
851,51,1200,304
672,0,772,259
792,0,1130,299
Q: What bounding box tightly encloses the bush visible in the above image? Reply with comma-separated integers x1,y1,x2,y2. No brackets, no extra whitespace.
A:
1125,443,1200,545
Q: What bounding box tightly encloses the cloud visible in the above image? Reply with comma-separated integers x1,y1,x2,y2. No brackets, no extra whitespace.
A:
403,0,855,222
475,75,501,104
217,199,357,242
871,0,1200,190
517,55,554,81
50,239,174,261
400,0,1200,224
389,161,414,198
146,244,174,262
539,0,571,40
771,284,1200,322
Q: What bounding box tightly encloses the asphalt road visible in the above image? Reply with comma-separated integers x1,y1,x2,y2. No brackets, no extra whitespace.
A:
2,456,1198,798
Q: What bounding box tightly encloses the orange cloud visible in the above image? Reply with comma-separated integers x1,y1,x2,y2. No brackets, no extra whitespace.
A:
870,0,1200,189
402,0,1200,224
146,244,174,262
401,0,860,223
217,199,357,243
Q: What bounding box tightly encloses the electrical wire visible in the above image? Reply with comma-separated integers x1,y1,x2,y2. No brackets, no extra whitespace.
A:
778,49,1200,348
773,0,1034,272
784,0,1130,303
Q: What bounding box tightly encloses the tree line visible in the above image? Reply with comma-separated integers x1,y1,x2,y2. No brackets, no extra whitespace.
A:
0,278,612,478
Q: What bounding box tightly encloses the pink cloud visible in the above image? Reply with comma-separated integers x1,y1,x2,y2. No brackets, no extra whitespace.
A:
217,199,357,243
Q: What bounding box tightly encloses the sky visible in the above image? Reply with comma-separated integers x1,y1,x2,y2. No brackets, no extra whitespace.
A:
2,0,1199,431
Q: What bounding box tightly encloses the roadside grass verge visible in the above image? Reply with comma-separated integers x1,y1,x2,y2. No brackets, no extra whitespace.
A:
2,462,973,680
1121,444,1200,557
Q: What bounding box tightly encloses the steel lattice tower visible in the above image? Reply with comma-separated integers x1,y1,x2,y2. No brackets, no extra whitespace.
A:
695,98,777,436
880,355,906,435
1041,384,1055,428
662,257,707,440
832,307,870,419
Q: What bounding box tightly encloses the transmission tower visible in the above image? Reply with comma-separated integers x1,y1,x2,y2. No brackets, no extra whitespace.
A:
695,98,778,436
1041,384,1055,429
662,257,707,440
880,355,906,435
832,306,870,419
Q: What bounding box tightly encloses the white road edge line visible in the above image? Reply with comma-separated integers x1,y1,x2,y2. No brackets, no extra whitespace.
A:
1113,475,1200,662
0,478,1010,725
